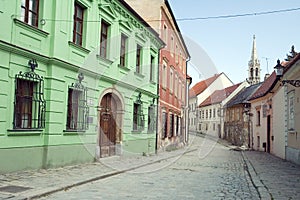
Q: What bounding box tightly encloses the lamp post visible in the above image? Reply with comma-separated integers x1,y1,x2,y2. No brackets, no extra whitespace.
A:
275,59,300,87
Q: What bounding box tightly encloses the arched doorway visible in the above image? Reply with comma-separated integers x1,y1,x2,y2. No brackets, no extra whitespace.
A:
98,90,124,158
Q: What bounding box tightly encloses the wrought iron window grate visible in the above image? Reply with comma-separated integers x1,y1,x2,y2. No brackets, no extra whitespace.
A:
14,70,46,129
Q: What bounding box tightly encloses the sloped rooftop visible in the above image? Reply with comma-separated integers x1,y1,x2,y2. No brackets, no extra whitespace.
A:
225,83,262,108
189,73,221,98
199,83,242,107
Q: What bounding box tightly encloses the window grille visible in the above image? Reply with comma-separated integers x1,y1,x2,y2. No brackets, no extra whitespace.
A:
66,73,89,131
133,93,145,131
14,68,45,129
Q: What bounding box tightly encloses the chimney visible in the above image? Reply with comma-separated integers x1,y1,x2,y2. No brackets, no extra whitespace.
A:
264,73,270,81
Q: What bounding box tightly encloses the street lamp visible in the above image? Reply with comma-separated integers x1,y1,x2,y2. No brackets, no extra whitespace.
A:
274,59,300,87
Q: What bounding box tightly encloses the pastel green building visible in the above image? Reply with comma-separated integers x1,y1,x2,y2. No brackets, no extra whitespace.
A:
0,0,163,173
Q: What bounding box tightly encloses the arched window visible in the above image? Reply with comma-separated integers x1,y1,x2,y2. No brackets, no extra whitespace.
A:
255,68,259,77
250,68,253,78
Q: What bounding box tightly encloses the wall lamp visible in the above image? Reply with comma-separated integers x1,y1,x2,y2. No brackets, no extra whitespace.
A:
28,59,38,72
274,59,300,87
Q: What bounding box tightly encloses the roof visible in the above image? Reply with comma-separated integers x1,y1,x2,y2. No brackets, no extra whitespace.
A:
283,53,300,74
189,73,222,98
225,83,262,108
249,71,277,100
199,83,241,107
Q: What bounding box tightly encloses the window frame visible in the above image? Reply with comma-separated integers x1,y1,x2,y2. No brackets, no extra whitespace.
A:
14,68,46,130
73,2,84,46
119,33,128,67
66,75,89,131
21,0,39,27
136,44,142,74
100,20,110,59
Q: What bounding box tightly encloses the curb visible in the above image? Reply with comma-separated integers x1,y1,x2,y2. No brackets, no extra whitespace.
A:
241,152,271,200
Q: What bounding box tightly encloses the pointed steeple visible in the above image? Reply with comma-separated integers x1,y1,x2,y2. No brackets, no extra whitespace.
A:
251,35,258,61
247,35,261,85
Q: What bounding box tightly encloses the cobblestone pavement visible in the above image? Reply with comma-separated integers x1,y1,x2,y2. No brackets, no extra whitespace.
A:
243,151,300,200
38,135,259,200
0,134,299,200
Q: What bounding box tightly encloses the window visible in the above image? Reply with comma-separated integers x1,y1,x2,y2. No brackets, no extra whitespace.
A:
209,109,212,119
162,64,167,88
148,105,156,133
176,116,179,136
213,108,216,118
169,114,174,137
162,112,168,138
163,24,167,44
255,68,259,77
257,110,261,126
250,68,253,78
133,93,144,131
199,111,201,119
14,68,45,129
120,34,128,67
100,20,109,58
136,44,142,73
21,0,39,27
206,110,208,119
170,68,173,93
288,91,295,130
175,74,178,97
73,2,84,46
150,55,155,81
66,74,88,131
170,36,174,54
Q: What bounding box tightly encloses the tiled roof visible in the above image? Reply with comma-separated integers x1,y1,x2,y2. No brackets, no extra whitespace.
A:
225,83,262,108
189,73,221,98
283,53,300,74
249,71,277,100
199,83,241,107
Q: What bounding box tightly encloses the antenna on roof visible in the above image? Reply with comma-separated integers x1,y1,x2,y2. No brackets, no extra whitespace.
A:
262,57,269,74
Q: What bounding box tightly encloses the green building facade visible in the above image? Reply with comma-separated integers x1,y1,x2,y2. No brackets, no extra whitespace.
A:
0,0,163,173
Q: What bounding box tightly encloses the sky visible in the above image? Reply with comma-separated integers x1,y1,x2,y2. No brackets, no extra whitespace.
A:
168,0,300,85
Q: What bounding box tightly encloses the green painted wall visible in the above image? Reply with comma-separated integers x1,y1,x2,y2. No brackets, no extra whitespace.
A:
0,0,163,173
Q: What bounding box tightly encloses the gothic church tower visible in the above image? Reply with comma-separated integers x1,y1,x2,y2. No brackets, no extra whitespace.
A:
247,35,260,85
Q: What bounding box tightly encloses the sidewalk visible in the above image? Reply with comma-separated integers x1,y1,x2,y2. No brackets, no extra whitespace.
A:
0,136,198,200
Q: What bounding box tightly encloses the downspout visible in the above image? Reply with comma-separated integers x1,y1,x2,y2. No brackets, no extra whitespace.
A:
185,56,191,143
155,49,161,154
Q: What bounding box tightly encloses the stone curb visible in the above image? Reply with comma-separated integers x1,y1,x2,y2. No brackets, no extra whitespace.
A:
241,152,271,200
21,147,198,200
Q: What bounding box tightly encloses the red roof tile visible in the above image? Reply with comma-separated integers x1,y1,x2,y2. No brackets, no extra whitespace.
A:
189,73,221,98
199,83,241,107
249,71,277,100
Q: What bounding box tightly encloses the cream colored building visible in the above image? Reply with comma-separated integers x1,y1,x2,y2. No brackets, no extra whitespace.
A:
281,55,300,165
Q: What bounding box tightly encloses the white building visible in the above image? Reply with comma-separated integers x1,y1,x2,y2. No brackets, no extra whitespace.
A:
188,73,233,133
198,82,249,138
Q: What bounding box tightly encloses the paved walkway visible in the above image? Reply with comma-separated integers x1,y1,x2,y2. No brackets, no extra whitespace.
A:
0,134,299,200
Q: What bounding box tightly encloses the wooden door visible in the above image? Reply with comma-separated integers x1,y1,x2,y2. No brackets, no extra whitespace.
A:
100,94,117,157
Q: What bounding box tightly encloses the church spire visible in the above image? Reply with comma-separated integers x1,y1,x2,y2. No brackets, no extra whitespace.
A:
247,35,261,85
251,35,257,61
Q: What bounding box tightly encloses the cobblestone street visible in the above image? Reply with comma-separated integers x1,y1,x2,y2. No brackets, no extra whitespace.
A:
1,134,300,200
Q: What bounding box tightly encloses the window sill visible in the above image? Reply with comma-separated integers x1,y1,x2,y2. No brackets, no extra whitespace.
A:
63,130,86,135
134,72,145,78
96,55,113,67
118,64,130,71
13,18,49,38
7,129,43,136
150,80,156,85
68,41,90,54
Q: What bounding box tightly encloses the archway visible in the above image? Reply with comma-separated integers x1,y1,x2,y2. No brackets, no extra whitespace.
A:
98,90,124,158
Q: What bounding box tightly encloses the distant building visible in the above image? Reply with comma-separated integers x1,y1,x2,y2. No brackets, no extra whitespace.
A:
224,83,261,146
247,35,261,85
189,73,233,133
198,82,249,138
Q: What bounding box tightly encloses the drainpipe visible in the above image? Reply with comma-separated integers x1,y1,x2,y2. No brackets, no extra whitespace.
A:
155,50,161,154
